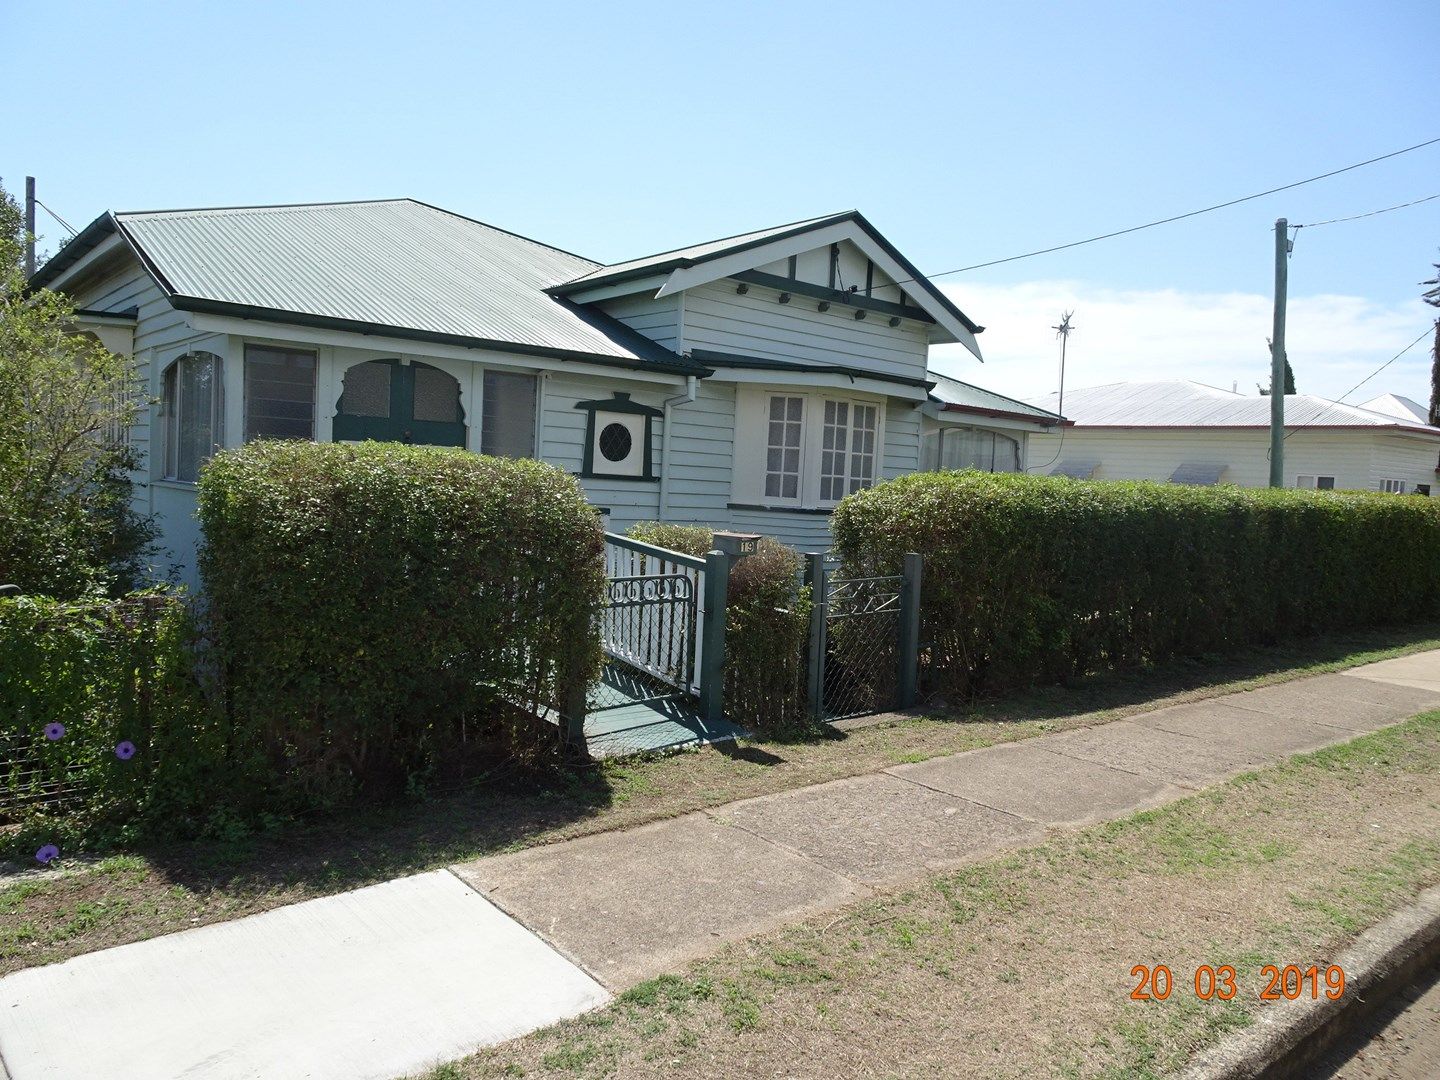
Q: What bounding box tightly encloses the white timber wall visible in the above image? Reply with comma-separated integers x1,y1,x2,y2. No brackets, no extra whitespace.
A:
1026,427,1440,493
681,280,930,383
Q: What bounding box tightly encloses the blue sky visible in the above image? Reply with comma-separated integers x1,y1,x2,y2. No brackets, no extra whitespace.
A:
5,0,1438,403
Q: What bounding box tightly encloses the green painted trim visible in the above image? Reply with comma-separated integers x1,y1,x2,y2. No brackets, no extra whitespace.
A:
332,359,467,446
576,396,658,481
163,295,712,377
72,306,138,323
731,270,934,323
727,502,834,516
573,391,664,418
699,549,730,724
691,349,936,391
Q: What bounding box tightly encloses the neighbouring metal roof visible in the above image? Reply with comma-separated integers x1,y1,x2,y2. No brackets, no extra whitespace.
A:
1359,392,1430,425
1051,460,1100,479
1027,380,1440,437
1169,462,1227,485
45,200,707,375
929,372,1066,424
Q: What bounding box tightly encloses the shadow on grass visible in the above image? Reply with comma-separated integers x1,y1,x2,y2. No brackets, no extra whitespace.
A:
59,620,1440,904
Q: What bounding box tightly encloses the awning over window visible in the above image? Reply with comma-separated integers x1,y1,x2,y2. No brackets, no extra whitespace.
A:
1051,460,1099,479
1169,462,1227,485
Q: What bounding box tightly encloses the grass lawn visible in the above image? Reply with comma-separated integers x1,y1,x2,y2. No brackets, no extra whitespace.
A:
2,623,1439,978
430,711,1440,1080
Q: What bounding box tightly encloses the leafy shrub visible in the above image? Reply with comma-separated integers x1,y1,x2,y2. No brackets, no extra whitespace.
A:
198,441,605,807
0,592,218,853
831,471,1440,701
627,523,811,733
0,182,153,598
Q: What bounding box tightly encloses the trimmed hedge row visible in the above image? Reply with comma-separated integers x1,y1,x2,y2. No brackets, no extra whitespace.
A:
832,471,1440,700
627,523,811,733
198,441,605,805
0,592,218,851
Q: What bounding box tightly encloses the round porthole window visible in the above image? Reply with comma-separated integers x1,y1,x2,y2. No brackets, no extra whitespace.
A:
599,422,632,462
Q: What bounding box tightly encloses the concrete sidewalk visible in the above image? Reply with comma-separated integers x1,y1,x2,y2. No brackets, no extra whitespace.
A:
454,663,1440,990
2,654,1438,1080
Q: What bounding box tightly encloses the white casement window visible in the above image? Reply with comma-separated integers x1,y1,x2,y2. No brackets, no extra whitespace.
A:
737,389,885,507
481,370,538,457
161,351,224,482
1381,478,1406,494
244,344,316,441
765,395,805,500
819,401,876,500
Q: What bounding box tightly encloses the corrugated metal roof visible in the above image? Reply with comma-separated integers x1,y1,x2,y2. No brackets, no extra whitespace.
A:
929,372,1065,423
558,212,851,289
1360,393,1429,424
112,200,705,373
1027,380,1440,436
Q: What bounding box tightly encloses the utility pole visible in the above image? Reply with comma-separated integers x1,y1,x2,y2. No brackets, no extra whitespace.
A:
24,177,37,278
1268,218,1288,487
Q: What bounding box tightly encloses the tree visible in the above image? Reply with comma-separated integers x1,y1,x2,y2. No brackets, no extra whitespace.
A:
1258,344,1297,396
0,179,153,597
1424,257,1440,427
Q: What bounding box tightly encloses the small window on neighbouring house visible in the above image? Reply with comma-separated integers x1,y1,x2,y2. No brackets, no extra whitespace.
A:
1296,475,1337,490
481,370,537,457
161,351,224,482
765,395,805,500
1416,484,1432,496
244,345,316,441
1381,478,1406,494
1317,476,1335,490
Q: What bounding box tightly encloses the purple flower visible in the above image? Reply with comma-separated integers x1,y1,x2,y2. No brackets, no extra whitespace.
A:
114,741,136,761
35,844,60,865
43,722,65,741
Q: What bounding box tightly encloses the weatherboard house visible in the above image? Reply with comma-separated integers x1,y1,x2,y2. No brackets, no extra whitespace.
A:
1026,380,1440,494
34,200,1064,583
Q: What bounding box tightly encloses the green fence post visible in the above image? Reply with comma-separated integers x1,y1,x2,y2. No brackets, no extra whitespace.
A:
805,552,827,722
897,552,923,709
700,549,730,724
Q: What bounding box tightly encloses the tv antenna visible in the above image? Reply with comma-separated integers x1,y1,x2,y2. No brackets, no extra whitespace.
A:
1052,311,1075,421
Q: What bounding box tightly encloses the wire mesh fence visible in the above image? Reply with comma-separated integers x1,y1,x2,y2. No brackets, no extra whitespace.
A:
820,572,903,720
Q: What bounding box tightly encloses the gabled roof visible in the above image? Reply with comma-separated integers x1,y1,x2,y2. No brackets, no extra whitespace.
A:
1360,392,1430,425
557,212,849,290
1026,380,1440,437
32,200,707,376
551,209,985,358
928,372,1067,425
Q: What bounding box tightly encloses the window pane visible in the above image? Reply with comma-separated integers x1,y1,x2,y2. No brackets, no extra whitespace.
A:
764,395,803,501
1317,476,1335,490
165,352,223,482
993,433,1020,472
481,370,536,457
339,361,391,418
413,364,461,423
245,346,315,441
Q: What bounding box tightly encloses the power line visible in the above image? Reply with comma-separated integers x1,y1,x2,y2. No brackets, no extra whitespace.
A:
33,198,78,237
1335,327,1433,403
1294,192,1440,229
894,135,1440,286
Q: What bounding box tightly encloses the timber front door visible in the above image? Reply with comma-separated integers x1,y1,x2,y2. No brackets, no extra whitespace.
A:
332,359,467,446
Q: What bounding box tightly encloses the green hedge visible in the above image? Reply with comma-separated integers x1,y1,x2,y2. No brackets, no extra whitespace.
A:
198,441,605,805
0,592,218,852
627,523,811,733
832,472,1440,700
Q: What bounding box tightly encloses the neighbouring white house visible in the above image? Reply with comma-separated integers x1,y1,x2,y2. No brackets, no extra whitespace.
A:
1025,380,1440,494
1359,392,1431,426
32,200,1067,584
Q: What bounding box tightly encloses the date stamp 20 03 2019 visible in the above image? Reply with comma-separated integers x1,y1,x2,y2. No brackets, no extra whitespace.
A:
1129,963,1346,1002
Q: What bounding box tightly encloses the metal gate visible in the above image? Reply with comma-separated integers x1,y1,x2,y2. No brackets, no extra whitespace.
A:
598,534,705,700
806,552,922,722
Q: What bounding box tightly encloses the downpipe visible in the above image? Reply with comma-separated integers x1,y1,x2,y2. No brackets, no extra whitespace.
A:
658,374,697,522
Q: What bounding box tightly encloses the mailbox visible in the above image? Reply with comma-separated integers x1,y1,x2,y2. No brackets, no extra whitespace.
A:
712,531,761,559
